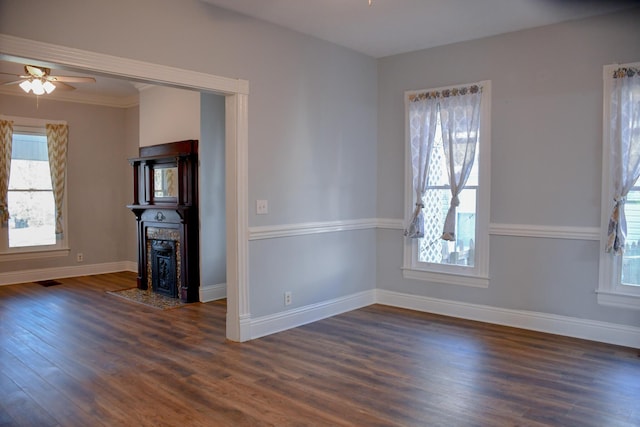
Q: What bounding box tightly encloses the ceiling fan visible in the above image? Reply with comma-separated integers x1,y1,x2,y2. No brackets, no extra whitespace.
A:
0,65,96,95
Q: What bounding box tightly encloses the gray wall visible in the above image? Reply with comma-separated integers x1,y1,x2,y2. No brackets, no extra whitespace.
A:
200,93,226,287
0,95,137,271
377,9,640,327
0,0,378,318
6,0,630,331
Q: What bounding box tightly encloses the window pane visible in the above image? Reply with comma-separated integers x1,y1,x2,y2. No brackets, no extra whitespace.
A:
622,188,640,286
420,187,476,266
12,133,48,161
9,133,52,190
8,190,56,247
9,159,52,190
418,118,478,267
7,133,56,248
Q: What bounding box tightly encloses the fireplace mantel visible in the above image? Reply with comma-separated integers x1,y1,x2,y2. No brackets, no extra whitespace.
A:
128,140,199,303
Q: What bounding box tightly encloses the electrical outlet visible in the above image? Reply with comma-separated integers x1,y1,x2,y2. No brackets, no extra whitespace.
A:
76,253,84,263
284,291,292,306
256,199,268,215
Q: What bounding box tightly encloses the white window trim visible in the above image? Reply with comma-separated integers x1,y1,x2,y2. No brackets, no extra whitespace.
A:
597,62,640,309
402,80,491,288
0,115,70,261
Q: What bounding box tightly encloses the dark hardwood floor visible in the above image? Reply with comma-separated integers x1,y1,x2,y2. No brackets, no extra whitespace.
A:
0,272,638,426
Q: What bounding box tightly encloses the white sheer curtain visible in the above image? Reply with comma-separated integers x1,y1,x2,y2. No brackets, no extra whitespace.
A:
439,86,483,241
404,95,439,238
606,67,640,255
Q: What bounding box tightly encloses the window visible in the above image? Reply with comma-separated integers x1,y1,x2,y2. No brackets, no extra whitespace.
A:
419,117,479,266
598,62,640,309
0,117,69,259
8,133,56,248
403,81,491,287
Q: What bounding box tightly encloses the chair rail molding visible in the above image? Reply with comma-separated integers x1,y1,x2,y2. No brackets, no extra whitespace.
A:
249,218,380,240
489,223,600,240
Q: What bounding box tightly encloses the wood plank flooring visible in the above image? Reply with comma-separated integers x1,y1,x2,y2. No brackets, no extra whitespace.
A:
0,272,639,426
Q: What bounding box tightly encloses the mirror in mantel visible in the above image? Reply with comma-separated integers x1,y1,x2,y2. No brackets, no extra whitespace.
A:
154,166,178,199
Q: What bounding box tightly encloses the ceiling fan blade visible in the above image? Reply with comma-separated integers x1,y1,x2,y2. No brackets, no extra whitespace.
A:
53,81,76,91
1,79,23,86
0,72,21,78
49,76,96,83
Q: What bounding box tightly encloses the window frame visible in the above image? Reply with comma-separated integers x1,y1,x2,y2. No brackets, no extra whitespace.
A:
402,80,491,288
0,116,69,261
597,62,640,310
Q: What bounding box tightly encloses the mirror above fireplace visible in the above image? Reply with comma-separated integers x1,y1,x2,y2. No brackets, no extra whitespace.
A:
154,166,178,199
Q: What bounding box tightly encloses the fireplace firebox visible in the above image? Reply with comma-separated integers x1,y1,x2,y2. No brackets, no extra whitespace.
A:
128,140,199,303
150,239,177,298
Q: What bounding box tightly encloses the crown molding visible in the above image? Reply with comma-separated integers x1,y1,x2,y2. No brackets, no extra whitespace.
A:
0,87,139,108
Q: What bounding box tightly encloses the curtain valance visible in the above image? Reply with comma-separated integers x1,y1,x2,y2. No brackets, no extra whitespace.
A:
613,67,639,79
408,85,482,103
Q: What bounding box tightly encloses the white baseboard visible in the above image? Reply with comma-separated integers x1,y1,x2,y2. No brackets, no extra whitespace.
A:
0,261,137,286
247,288,639,348
200,282,227,302
4,258,635,349
376,289,640,349
249,290,376,340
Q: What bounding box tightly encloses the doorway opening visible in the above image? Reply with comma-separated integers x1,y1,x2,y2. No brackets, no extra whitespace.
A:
0,34,250,341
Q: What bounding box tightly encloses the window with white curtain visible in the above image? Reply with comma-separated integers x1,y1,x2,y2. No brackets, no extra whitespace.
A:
598,62,640,309
0,116,69,260
403,81,491,287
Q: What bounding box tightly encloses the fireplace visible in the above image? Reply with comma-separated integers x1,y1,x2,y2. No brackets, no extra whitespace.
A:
147,229,180,299
128,140,199,303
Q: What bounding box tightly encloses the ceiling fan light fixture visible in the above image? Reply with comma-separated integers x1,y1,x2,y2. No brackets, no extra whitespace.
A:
30,78,45,95
19,79,33,93
11,64,95,96
43,80,56,94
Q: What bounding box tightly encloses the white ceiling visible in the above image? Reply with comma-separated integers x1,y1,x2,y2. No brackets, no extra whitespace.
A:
1,0,636,104
201,0,638,58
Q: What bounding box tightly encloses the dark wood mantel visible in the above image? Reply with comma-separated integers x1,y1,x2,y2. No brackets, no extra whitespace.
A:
128,140,200,303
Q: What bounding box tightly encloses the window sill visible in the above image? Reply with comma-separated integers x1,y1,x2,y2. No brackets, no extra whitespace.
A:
596,290,640,310
0,247,70,262
402,267,489,288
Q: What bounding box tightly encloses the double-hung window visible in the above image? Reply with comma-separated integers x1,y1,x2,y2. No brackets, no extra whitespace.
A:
0,117,69,259
403,81,491,287
598,62,640,309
